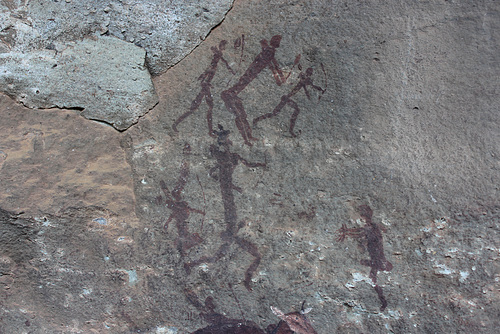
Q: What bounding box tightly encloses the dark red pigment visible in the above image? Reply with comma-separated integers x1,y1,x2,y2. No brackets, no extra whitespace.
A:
337,205,393,311
173,40,235,137
156,143,205,255
184,126,265,290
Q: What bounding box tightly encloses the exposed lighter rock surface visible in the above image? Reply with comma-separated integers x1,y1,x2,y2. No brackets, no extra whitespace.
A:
1,0,234,75
0,36,158,130
0,0,233,129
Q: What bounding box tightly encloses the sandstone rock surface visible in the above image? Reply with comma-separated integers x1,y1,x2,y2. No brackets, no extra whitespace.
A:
0,0,499,333
0,0,234,129
0,36,158,130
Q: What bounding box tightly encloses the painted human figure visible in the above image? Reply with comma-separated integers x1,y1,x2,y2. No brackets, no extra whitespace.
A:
184,126,265,290
173,40,235,137
253,67,325,137
156,144,205,256
337,205,393,311
221,35,287,146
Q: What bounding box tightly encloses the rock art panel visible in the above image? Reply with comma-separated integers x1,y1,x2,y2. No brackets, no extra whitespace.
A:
0,0,233,130
1,0,499,333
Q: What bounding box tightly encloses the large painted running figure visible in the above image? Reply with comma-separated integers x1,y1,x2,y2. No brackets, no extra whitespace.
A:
221,35,287,146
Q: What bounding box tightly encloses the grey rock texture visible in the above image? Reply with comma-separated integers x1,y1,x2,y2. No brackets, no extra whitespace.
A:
0,36,158,130
1,0,499,333
1,0,234,75
0,0,233,130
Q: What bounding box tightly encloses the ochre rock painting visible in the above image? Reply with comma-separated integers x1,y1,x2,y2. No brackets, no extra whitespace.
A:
183,126,265,291
337,205,393,311
156,143,205,256
161,35,392,332
173,35,325,145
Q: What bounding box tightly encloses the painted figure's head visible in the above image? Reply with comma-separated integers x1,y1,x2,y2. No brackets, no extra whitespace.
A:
358,205,373,220
219,40,228,51
215,124,232,146
270,35,282,48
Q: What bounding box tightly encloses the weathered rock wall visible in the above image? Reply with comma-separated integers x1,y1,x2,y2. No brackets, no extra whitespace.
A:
0,0,234,129
1,0,499,333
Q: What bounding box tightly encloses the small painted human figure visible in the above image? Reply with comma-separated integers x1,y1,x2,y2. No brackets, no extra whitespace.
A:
253,67,325,137
337,205,393,311
221,35,287,146
173,40,235,137
156,144,205,256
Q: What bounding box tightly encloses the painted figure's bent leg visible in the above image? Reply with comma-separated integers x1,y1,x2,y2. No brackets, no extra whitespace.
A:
287,99,301,137
253,95,288,126
235,236,261,291
374,285,388,311
173,91,205,132
221,90,256,145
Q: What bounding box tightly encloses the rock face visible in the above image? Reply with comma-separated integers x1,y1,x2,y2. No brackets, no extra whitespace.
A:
0,0,234,130
1,0,499,333
1,0,234,75
0,36,158,130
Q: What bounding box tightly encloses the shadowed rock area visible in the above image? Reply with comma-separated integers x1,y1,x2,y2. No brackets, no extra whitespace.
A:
1,0,499,333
